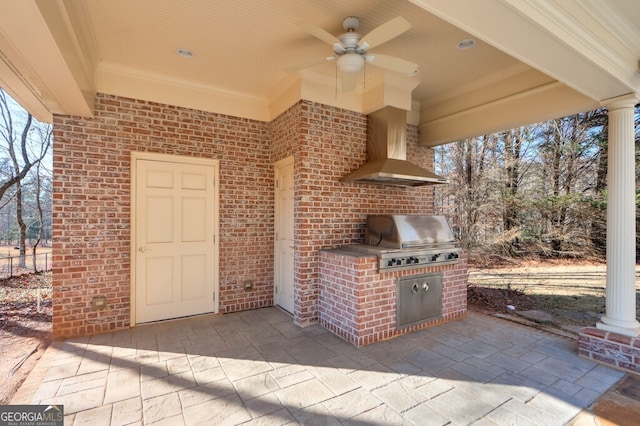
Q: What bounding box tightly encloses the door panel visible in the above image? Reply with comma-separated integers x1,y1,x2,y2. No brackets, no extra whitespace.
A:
145,257,173,305
181,254,207,300
182,173,207,190
182,198,207,242
147,170,174,188
134,157,217,323
146,196,174,243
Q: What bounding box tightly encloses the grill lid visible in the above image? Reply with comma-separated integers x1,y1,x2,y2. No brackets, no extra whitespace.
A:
364,215,456,249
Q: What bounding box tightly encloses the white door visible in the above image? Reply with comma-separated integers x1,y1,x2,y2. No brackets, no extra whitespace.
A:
274,157,295,314
133,154,218,324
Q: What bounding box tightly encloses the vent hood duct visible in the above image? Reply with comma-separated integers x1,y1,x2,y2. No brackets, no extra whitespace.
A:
341,106,447,187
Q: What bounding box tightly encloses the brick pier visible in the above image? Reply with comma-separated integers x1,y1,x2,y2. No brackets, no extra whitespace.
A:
579,327,640,374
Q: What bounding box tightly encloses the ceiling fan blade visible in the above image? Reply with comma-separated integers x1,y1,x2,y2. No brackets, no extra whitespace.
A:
341,72,357,92
359,16,411,50
366,53,419,75
297,21,342,46
285,57,334,73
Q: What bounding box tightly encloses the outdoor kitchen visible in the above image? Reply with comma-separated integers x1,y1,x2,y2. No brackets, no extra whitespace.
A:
3,1,639,414
314,106,469,347
319,215,468,347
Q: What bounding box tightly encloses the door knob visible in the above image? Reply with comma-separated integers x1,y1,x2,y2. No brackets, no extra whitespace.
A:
138,247,148,253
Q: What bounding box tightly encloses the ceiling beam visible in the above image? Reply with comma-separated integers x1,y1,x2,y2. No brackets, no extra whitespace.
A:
410,0,639,102
419,80,598,146
0,0,94,121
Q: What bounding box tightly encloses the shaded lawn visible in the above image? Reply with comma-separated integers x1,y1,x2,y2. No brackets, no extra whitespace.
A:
468,263,640,326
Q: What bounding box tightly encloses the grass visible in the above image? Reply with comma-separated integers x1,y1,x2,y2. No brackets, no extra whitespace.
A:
468,263,640,327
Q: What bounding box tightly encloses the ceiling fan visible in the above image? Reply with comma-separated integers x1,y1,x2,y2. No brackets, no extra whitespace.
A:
296,16,419,92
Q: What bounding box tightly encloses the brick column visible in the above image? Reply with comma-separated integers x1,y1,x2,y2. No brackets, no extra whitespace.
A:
597,94,640,337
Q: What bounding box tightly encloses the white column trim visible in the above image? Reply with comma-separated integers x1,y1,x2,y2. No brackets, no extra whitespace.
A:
597,93,640,337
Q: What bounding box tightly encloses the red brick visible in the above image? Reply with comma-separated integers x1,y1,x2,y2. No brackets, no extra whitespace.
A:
53,95,444,339
608,332,633,346
581,327,608,338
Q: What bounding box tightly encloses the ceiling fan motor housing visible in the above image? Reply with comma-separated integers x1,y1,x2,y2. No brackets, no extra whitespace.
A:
339,31,361,51
339,16,367,55
342,16,360,31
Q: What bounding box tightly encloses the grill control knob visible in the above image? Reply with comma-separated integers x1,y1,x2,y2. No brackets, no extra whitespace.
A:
396,259,403,265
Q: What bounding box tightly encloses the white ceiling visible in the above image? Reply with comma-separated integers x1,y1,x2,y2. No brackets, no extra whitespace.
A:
80,0,518,101
0,0,639,145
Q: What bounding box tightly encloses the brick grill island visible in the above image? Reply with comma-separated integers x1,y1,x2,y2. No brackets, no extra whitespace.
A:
318,248,468,347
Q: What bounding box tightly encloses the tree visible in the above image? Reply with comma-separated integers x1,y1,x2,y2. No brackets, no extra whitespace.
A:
0,89,52,260
502,128,524,233
435,134,504,255
434,106,616,262
31,160,49,270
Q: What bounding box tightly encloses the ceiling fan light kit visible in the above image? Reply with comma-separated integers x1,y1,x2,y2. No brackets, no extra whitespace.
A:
295,15,419,91
337,54,365,73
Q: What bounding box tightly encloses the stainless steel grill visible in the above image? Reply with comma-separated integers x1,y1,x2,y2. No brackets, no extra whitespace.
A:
345,215,461,271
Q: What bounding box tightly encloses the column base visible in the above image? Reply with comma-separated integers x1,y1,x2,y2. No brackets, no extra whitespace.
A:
597,316,640,337
579,327,640,374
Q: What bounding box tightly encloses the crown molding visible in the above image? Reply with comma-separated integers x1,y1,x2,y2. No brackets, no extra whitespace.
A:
503,0,640,94
95,62,271,121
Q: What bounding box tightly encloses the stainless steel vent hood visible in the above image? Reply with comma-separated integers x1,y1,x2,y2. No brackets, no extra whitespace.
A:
341,106,447,187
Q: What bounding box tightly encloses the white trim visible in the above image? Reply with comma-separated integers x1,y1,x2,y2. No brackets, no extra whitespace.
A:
130,151,220,327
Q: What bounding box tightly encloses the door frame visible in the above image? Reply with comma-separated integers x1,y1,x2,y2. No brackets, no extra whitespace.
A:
130,151,220,326
274,155,295,314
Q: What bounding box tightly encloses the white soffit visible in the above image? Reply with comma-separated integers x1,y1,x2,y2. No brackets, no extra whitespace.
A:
1,0,638,134
0,0,94,121
410,0,640,101
63,0,524,121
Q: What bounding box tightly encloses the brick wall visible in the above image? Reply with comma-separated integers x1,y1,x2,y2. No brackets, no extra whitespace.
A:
579,327,640,374
319,250,468,346
52,94,272,338
271,101,437,326
52,95,439,338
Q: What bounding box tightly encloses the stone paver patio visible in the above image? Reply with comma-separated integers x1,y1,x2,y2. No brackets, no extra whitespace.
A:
17,308,627,425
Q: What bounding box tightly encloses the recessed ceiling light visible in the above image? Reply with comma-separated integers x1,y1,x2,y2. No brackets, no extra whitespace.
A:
457,39,476,49
176,48,194,58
